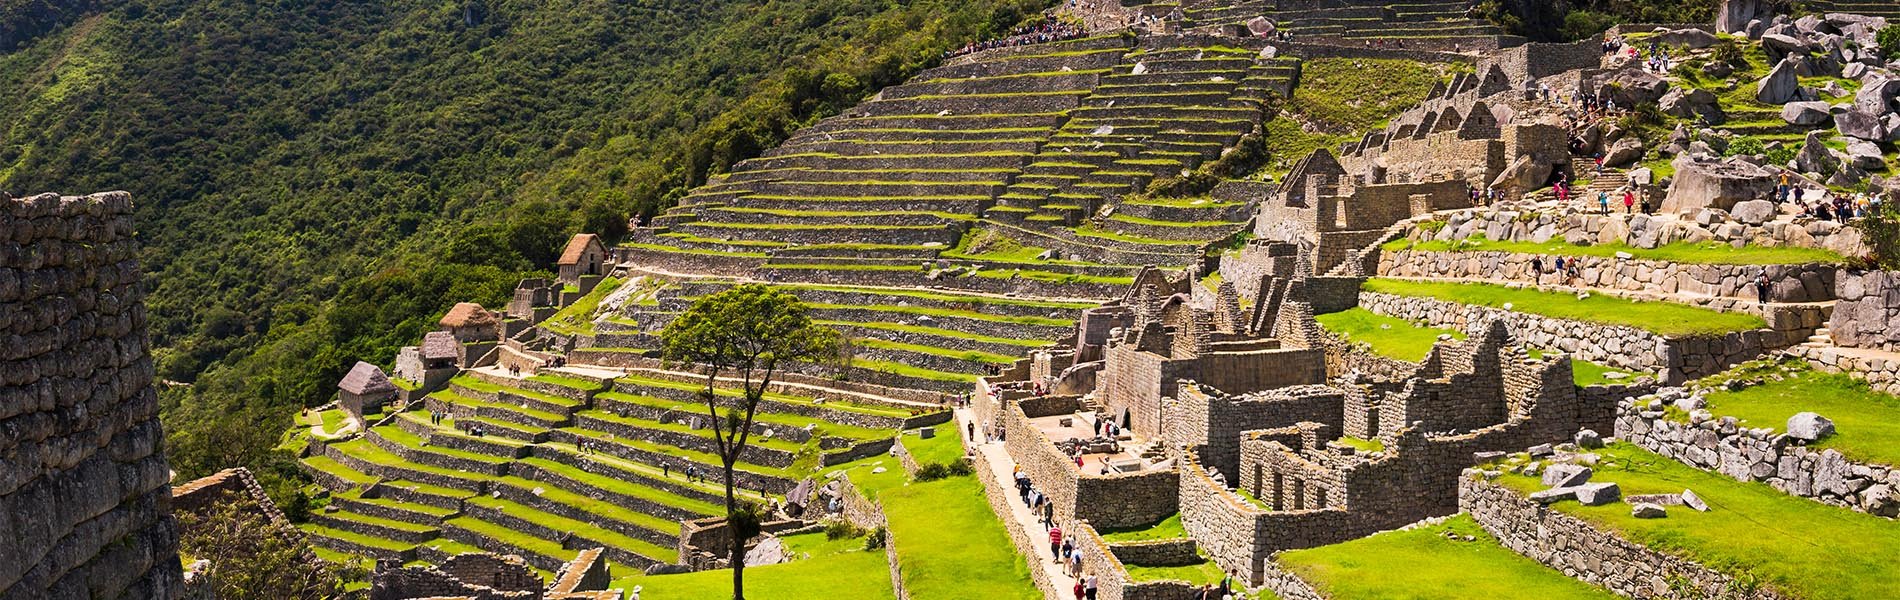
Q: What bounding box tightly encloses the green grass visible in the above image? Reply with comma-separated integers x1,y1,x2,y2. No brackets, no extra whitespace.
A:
780,284,1095,310
542,277,625,336
527,374,605,392
1072,223,1203,246
1364,278,1766,337
1489,443,1900,600
614,372,911,418
825,321,1051,347
1276,514,1615,600
301,524,414,552
1098,512,1188,543
849,357,982,383
593,391,892,442
808,302,1073,328
967,268,1136,285
1315,307,1463,362
1384,236,1845,266
849,336,1018,365
609,532,895,599
901,428,965,467
618,242,771,258
1125,559,1226,585
1700,366,1900,466
1335,436,1385,453
883,476,1038,600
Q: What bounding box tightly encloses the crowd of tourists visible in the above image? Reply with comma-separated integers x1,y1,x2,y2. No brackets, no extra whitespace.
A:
945,16,1089,59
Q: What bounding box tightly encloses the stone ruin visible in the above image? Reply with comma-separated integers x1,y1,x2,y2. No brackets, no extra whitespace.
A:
0,191,184,599
369,546,621,600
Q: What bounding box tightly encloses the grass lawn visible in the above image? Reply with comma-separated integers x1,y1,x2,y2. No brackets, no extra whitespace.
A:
1699,365,1900,466
608,531,895,600
1276,514,1615,600
1364,278,1766,337
1384,236,1844,266
1490,443,1900,600
849,357,982,384
882,476,1038,600
1316,307,1463,362
1126,559,1224,585
1099,513,1188,543
1336,436,1384,453
902,428,967,467
542,277,625,336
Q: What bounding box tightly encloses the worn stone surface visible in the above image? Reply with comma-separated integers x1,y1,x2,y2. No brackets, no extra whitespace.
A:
0,192,183,599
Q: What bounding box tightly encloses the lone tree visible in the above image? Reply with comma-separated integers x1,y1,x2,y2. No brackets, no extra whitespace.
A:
660,283,839,599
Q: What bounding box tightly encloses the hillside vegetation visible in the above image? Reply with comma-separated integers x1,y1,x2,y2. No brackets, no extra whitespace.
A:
0,0,1044,490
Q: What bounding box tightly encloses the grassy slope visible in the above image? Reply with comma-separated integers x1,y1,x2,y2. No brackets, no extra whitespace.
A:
1700,367,1900,466
1317,308,1625,385
1259,57,1461,176
1277,514,1616,600
1386,236,1845,266
609,531,895,600
1364,278,1765,337
541,277,626,336
1491,443,1900,600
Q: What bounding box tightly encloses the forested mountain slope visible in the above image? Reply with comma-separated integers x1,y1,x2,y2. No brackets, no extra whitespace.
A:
0,0,1043,489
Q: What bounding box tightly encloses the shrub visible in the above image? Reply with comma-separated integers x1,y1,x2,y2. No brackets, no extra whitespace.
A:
1852,201,1900,270
864,526,888,550
1879,25,1900,60
914,459,974,482
826,521,868,541
1726,136,1766,158
1765,143,1797,167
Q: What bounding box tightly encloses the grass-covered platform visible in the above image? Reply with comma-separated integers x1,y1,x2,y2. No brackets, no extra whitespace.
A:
1490,443,1900,600
1275,514,1616,600
1317,307,1630,386
1698,361,1900,466
1363,278,1767,337
609,531,895,600
1385,236,1845,266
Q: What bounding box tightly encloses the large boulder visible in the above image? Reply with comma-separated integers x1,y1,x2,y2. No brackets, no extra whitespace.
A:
1760,33,1807,60
1781,101,1833,125
1795,131,1842,176
1589,68,1670,108
1662,87,1721,120
1492,154,1552,193
1846,138,1886,170
1787,412,1836,441
1654,28,1719,49
1757,57,1802,104
1604,137,1647,168
1663,154,1777,213
1855,77,1900,115
1718,0,1768,34
1836,107,1891,142
1731,199,1776,225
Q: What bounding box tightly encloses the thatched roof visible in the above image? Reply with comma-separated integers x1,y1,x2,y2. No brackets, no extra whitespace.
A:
558,233,602,265
338,361,397,395
440,302,498,328
420,331,458,361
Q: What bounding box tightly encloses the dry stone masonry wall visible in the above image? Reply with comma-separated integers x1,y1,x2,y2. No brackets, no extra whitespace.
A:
0,192,183,600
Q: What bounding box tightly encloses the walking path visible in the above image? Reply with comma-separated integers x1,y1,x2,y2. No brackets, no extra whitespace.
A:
956,406,1081,600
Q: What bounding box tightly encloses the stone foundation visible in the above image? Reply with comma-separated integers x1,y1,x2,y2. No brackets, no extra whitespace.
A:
1460,475,1782,599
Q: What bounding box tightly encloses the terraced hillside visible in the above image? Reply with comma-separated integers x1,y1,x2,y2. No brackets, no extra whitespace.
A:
1176,0,1513,44
588,280,1098,392
626,35,1275,287
289,367,948,577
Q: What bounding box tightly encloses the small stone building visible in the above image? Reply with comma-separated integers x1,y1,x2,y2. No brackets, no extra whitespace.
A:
440,302,501,342
557,233,606,287
338,361,399,419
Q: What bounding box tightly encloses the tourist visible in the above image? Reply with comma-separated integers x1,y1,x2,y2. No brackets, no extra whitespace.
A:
1597,190,1610,214
1068,543,1083,576
1060,536,1074,566
1222,569,1236,596
1085,572,1099,600
1622,189,1635,214
1049,525,1064,560
1196,584,1215,600
1755,273,1771,305
1530,256,1543,281
1073,579,1085,600
1042,497,1054,525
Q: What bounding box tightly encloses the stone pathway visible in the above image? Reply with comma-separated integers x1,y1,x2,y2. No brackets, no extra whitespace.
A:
956,407,1082,600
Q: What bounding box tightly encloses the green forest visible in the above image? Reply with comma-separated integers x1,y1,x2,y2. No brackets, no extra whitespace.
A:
0,0,1044,499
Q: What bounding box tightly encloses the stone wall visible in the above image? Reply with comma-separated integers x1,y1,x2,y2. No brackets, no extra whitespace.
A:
1003,403,1180,529
1460,475,1782,599
0,192,183,599
1829,269,1900,351
1408,203,1868,262
368,552,543,600
1485,39,1601,84
1615,392,1898,517
1379,248,1839,304
968,439,1066,600
1107,538,1200,567
1359,291,1778,383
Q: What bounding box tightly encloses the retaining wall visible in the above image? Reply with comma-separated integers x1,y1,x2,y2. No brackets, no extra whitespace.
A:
1460,475,1783,599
